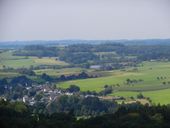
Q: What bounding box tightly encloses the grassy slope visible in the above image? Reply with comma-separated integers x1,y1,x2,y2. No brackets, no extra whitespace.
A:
58,61,170,104
58,61,170,91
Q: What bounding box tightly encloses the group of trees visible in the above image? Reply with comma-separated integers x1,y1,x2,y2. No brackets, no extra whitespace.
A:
1,99,170,128
0,79,8,94
0,76,33,99
14,45,59,57
77,103,170,128
0,71,92,89
17,68,36,76
60,52,99,64
162,81,170,85
41,72,93,83
57,72,92,81
137,93,145,99
155,76,170,85
157,76,167,80
0,75,32,89
126,78,143,85
64,84,114,96
10,76,32,86
66,85,80,93
99,85,113,96
46,95,117,116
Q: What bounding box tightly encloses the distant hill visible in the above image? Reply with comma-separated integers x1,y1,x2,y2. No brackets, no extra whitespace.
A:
0,39,170,49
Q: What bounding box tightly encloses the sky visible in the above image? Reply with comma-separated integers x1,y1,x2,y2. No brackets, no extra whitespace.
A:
0,0,170,41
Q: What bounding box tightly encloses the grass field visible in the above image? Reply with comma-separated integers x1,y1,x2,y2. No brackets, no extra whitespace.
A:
0,71,19,78
34,68,85,76
34,67,112,77
0,51,68,69
110,88,170,105
58,61,170,104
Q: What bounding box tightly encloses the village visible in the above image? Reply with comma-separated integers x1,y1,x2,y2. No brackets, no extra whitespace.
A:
8,83,123,106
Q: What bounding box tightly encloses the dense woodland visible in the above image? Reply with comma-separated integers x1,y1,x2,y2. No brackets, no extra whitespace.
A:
1,99,170,128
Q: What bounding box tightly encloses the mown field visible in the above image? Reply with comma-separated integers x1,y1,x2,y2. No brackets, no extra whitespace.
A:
34,68,85,76
58,61,170,104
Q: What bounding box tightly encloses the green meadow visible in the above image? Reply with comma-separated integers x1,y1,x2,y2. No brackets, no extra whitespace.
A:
34,68,85,76
110,89,170,105
0,51,68,69
58,61,170,104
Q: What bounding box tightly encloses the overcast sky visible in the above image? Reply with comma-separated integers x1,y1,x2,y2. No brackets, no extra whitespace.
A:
0,0,170,41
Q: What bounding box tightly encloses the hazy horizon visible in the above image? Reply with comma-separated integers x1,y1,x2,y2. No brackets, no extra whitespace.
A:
0,0,170,41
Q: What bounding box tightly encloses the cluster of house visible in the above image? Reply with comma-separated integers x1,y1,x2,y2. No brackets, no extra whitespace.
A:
22,84,74,106
0,83,122,106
